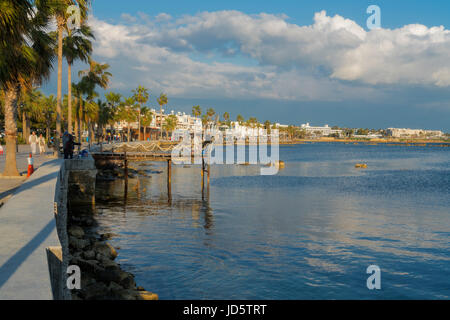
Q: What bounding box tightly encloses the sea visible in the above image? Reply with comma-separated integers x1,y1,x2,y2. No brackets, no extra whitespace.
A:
94,142,450,299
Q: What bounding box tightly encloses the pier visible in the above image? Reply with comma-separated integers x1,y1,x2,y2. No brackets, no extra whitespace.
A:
90,141,213,199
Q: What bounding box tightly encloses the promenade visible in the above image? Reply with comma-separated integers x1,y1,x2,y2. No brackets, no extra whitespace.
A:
0,145,52,207
0,158,63,299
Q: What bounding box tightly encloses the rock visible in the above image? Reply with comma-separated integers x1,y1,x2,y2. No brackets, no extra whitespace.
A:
108,281,124,293
100,233,118,241
83,250,96,260
115,289,139,300
137,291,159,301
71,294,83,300
120,273,136,289
137,286,146,292
93,242,118,260
96,268,129,285
69,236,90,250
83,281,109,300
68,225,85,239
76,258,104,274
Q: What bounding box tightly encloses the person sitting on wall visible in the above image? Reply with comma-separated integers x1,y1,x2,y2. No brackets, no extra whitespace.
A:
62,132,81,159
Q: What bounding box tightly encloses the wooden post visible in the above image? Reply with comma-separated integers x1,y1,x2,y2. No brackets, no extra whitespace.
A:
201,156,205,194
124,150,128,197
167,159,172,200
207,164,210,187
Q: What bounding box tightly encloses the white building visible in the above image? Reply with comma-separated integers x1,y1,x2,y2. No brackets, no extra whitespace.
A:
387,128,444,138
300,123,342,137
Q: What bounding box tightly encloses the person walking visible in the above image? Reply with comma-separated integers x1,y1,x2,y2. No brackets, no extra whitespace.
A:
38,134,46,155
29,131,38,155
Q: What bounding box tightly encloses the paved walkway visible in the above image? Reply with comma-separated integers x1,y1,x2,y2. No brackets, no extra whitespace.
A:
0,145,53,206
0,159,62,299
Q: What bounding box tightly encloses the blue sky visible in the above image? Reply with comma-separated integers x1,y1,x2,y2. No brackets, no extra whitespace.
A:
43,0,450,131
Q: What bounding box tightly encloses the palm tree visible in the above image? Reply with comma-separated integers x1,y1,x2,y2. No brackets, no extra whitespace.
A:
223,112,230,124
192,105,201,118
18,88,41,142
117,97,137,142
40,95,56,141
95,99,112,142
157,93,168,139
63,24,94,134
0,0,55,176
236,114,244,125
141,106,153,141
163,115,178,140
52,0,90,148
77,58,112,145
132,86,149,141
264,120,271,134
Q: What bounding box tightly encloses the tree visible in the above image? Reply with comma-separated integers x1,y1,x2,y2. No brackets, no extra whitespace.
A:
141,106,153,141
236,114,244,124
0,0,55,176
117,97,137,142
62,24,94,134
192,105,201,118
95,99,112,142
77,58,112,145
52,0,90,151
264,120,271,134
206,108,216,127
163,114,178,139
132,86,149,140
222,112,230,126
157,93,168,139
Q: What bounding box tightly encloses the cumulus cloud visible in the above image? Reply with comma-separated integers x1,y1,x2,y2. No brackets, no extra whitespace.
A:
88,10,450,103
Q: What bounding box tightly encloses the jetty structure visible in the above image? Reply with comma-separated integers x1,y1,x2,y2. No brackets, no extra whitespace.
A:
90,140,214,199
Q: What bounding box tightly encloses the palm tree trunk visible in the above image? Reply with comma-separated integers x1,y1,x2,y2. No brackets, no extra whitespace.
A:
22,111,27,143
3,84,21,177
143,126,146,141
74,111,79,141
138,108,141,141
78,97,83,151
56,18,64,155
160,107,163,139
127,126,131,142
46,122,50,142
67,62,73,134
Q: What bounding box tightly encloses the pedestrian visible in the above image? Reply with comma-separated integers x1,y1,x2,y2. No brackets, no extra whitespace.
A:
29,131,38,155
38,134,46,155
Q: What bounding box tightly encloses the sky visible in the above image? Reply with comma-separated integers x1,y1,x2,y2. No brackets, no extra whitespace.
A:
43,0,450,131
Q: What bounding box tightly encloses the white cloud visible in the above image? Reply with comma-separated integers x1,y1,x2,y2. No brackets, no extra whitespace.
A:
88,10,450,103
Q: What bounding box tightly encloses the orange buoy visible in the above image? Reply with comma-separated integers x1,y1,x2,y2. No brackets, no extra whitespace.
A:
27,153,34,177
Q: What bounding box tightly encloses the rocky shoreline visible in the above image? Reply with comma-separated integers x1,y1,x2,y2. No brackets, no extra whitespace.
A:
68,205,158,300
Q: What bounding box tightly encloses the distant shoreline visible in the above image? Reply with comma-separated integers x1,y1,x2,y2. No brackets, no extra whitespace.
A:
279,138,450,146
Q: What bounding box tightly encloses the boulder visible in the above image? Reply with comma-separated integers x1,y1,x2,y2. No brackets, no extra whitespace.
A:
120,273,136,289
68,225,85,239
137,291,159,301
69,236,90,250
83,281,109,300
100,233,118,241
93,242,118,260
83,250,96,260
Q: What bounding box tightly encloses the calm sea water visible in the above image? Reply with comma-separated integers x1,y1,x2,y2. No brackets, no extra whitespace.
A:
95,143,450,300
